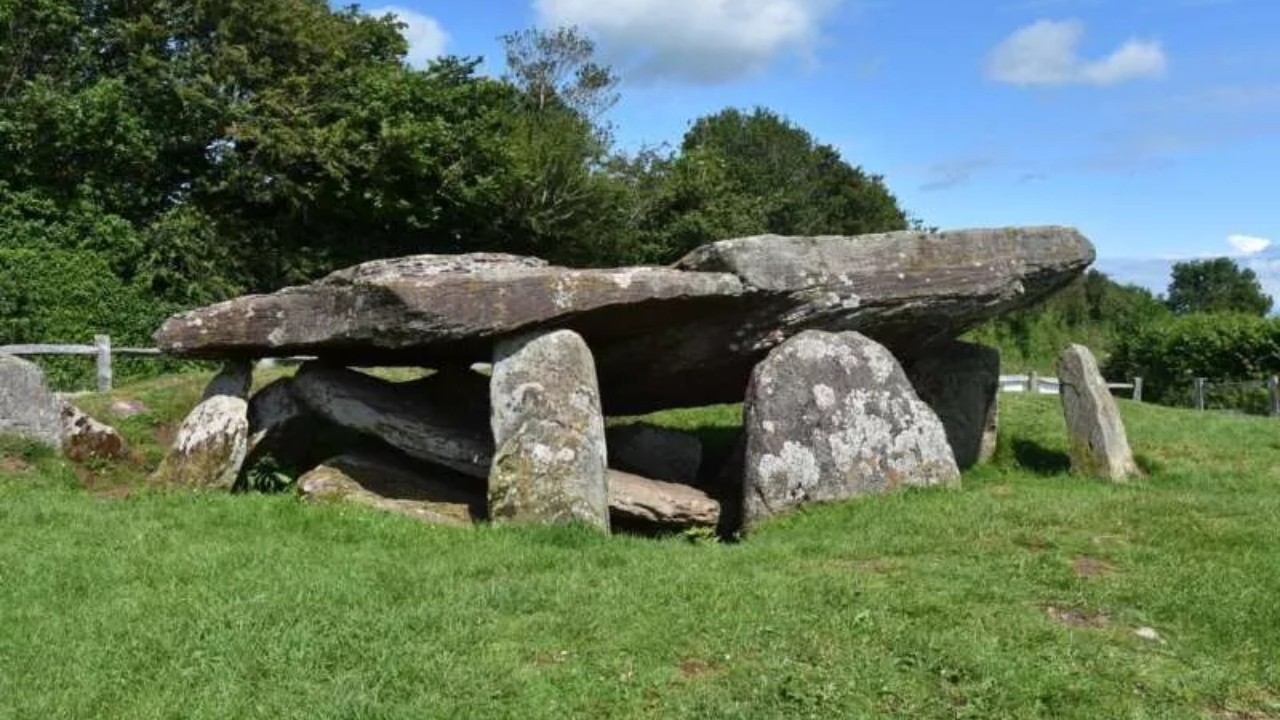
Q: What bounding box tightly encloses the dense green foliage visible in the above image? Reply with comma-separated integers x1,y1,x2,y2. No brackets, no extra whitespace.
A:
0,4,912,380
1104,312,1280,408
967,270,1170,372
5,375,1280,718
1166,257,1273,317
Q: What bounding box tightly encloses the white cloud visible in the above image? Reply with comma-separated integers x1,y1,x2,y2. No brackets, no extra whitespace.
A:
1228,234,1273,256
533,0,844,85
987,19,1167,87
369,6,449,67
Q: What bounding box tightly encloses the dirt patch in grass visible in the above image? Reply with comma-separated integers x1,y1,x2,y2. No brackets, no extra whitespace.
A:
677,658,714,679
988,484,1014,496
1073,555,1116,578
0,456,33,474
1043,605,1110,628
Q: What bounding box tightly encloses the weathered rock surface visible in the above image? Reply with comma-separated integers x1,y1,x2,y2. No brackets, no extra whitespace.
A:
60,403,128,462
0,354,62,449
297,453,483,526
906,341,1000,469
155,227,1094,413
741,330,960,529
608,470,719,529
606,423,702,486
488,329,610,531
291,364,492,478
202,360,252,401
151,395,249,489
1057,344,1138,481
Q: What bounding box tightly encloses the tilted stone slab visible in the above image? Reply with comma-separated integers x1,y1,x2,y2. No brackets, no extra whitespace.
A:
291,364,493,479
1057,344,1138,481
488,329,610,531
297,453,483,526
741,330,960,531
608,469,719,530
155,227,1094,414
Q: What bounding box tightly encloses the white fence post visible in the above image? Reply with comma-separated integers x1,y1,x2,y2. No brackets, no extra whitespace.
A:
1133,376,1143,402
94,334,112,393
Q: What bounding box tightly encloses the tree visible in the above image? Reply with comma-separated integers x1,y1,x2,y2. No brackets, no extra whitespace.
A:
678,107,909,238
1165,258,1273,316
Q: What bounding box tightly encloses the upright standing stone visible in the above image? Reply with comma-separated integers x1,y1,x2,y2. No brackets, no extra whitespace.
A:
202,360,253,401
741,330,959,530
151,395,249,489
488,329,609,531
907,341,1000,469
1057,344,1137,481
0,355,62,449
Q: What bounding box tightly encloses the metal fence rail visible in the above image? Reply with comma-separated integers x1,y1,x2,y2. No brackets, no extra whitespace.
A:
999,373,1142,400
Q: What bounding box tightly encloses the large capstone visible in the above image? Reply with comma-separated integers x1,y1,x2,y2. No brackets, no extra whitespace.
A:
740,330,960,530
1057,344,1138,481
906,341,1000,469
0,355,62,449
155,227,1095,413
488,329,610,531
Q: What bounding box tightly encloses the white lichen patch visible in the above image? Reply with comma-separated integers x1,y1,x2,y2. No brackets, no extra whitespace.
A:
812,384,836,410
756,441,821,496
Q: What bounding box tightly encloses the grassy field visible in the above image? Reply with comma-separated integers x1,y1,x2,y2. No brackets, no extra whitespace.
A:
2,372,1280,719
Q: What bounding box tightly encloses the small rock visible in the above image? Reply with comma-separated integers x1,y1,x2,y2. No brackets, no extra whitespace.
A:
608,470,719,530
109,398,150,418
60,402,128,462
1133,627,1162,642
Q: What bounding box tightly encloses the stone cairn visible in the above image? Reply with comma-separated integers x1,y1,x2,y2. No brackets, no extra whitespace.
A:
141,226,1093,535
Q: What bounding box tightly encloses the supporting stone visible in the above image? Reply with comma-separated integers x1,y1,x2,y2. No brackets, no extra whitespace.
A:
906,341,1000,469
740,330,959,531
1056,344,1138,481
488,329,610,531
298,453,484,526
151,395,249,489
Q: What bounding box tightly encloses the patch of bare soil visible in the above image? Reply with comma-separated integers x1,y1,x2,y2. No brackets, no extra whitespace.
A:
1043,605,1110,628
1073,555,1116,578
988,484,1014,496
0,456,32,473
677,658,713,679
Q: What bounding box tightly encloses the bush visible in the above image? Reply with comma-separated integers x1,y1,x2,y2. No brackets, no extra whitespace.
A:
1104,313,1280,408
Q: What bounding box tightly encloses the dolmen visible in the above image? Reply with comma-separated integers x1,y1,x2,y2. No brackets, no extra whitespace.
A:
152,226,1095,535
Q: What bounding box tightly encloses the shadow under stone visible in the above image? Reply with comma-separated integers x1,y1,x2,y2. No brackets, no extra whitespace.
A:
1012,439,1072,476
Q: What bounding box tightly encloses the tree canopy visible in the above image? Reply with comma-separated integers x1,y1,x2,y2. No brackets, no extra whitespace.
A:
1165,258,1273,317
0,4,919,386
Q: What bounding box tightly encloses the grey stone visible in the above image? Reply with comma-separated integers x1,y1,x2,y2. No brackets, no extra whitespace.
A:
60,402,128,462
906,341,1000,469
0,355,62,449
202,360,252,401
489,329,610,531
606,423,702,485
291,364,492,479
741,330,959,530
155,226,1094,414
151,395,249,489
608,470,719,529
1056,344,1138,481
298,453,483,526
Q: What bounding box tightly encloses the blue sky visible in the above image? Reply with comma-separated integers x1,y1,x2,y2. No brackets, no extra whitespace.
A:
356,0,1280,298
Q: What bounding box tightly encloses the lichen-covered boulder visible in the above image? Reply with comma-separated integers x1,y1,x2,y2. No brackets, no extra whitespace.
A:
151,395,249,489
906,341,1000,469
605,423,702,486
488,329,610,531
741,330,959,529
1057,344,1138,481
0,354,62,449
60,402,128,462
298,453,482,526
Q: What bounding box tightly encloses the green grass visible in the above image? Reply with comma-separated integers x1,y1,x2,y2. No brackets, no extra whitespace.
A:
3,375,1280,719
